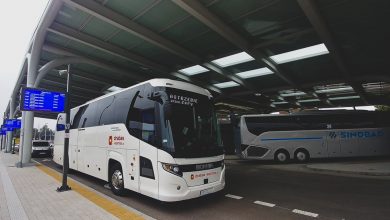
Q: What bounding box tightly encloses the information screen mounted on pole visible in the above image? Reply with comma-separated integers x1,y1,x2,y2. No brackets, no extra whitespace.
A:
20,87,66,113
1,126,14,132
4,119,21,129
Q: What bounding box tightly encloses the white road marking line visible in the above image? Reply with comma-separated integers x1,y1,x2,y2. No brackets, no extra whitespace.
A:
254,200,276,207
225,194,243,200
292,209,319,218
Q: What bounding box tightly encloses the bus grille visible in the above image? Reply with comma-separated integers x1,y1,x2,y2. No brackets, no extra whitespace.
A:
247,146,268,157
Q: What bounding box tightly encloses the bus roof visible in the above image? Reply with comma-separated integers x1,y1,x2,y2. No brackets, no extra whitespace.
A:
72,78,212,110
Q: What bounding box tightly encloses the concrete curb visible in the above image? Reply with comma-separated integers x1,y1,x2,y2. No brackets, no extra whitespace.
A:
306,165,390,176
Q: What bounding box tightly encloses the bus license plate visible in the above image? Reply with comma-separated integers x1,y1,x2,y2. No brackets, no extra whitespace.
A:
200,187,213,196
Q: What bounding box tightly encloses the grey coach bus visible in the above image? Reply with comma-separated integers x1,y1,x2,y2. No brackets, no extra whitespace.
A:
240,111,390,162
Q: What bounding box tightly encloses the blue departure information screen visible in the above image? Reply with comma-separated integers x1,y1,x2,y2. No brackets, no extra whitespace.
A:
1,126,13,132
4,119,21,128
21,87,66,113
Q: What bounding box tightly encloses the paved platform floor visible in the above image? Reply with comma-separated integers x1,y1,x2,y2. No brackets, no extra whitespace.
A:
36,155,390,220
226,154,390,177
306,161,390,176
0,152,151,220
2,151,389,220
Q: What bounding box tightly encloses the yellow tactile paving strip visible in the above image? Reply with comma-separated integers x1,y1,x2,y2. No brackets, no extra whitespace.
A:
36,164,144,220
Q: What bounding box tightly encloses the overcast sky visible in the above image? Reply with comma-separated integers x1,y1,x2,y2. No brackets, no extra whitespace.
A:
0,0,56,129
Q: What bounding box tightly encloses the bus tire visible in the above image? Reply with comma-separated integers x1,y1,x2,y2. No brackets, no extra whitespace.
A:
274,150,289,163
109,162,125,196
295,149,309,162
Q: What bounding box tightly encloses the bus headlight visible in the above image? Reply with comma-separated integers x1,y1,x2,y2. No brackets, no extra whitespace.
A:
161,163,182,177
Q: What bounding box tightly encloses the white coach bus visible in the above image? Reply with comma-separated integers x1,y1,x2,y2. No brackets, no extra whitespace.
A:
54,79,225,201
240,111,390,162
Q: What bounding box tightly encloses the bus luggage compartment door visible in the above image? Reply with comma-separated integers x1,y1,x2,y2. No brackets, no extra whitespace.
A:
340,130,359,157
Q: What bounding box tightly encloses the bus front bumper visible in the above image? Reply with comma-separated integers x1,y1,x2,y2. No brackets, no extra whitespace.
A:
158,166,226,202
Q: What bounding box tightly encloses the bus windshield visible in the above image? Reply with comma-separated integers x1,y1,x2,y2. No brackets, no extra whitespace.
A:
159,88,223,158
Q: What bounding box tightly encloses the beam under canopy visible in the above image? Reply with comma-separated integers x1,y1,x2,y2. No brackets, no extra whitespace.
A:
297,0,370,105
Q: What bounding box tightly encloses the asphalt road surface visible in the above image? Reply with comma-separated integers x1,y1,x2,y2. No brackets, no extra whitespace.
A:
35,157,390,220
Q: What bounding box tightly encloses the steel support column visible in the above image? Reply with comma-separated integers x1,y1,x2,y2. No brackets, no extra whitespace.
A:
5,98,15,153
297,0,369,105
20,0,63,166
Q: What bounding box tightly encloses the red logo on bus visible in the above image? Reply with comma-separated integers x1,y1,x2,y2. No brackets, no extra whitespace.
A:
109,136,113,145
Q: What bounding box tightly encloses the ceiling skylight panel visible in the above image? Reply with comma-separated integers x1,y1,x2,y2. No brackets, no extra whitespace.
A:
214,81,240,88
270,43,329,64
179,65,208,76
212,52,254,67
236,67,273,79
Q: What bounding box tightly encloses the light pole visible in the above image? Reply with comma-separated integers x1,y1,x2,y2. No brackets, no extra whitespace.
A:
57,64,72,192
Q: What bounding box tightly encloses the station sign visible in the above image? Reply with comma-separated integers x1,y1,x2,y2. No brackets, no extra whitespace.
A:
4,119,21,129
21,87,66,113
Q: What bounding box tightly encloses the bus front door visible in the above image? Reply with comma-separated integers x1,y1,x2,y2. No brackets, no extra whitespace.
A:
139,141,158,199
326,130,341,157
69,128,79,170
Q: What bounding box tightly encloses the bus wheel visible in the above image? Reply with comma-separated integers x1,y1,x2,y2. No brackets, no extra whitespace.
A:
274,150,289,163
295,149,309,162
109,163,125,196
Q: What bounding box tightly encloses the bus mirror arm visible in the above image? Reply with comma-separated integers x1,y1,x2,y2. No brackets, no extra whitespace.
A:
164,102,173,121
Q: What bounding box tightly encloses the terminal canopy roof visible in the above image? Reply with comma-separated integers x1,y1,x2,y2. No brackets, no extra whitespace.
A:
12,0,390,118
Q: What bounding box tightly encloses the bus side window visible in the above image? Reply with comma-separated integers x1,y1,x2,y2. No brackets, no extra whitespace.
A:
127,98,143,139
97,96,115,125
71,106,86,129
126,86,156,146
79,104,98,128
140,156,155,179
110,88,141,138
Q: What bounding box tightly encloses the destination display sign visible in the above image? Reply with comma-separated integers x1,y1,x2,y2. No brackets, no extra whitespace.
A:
169,94,198,107
21,87,66,113
1,126,13,132
4,119,21,129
